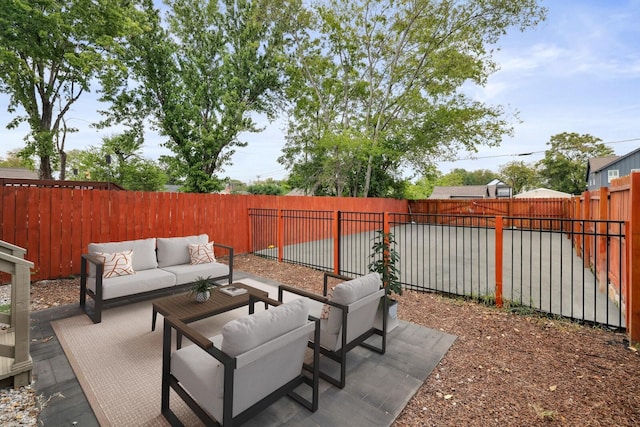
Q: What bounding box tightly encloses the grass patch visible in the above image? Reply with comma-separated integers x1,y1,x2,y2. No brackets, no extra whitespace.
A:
0,304,10,314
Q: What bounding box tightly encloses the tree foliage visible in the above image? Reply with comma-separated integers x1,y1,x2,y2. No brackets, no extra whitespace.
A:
68,132,167,191
280,0,546,197
247,179,289,195
499,160,539,195
0,0,144,179
537,132,614,195
0,149,34,169
101,0,299,193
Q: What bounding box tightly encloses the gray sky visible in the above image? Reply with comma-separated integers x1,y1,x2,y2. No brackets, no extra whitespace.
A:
1,0,639,183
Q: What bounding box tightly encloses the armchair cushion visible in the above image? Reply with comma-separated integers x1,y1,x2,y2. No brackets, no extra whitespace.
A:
157,234,208,267
326,272,381,335
221,298,309,357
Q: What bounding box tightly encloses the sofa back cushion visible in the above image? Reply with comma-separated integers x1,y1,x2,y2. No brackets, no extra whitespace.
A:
88,238,157,277
157,234,208,268
221,298,309,357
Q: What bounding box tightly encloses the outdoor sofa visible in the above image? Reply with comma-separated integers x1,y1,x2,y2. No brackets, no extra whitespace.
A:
79,234,233,323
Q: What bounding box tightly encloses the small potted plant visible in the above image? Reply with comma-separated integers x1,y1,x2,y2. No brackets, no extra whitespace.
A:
368,230,401,331
190,276,212,303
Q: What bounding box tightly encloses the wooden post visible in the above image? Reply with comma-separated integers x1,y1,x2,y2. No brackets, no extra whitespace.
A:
495,216,503,308
598,187,609,292
627,173,640,344
583,191,591,267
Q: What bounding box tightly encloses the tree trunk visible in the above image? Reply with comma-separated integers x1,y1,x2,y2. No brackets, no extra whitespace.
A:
363,154,373,197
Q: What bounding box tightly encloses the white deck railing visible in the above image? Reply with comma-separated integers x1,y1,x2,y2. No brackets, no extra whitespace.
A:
0,240,34,387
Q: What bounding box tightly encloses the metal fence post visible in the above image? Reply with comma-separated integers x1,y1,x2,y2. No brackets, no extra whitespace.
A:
334,211,340,275
277,209,283,263
628,173,640,344
495,216,503,308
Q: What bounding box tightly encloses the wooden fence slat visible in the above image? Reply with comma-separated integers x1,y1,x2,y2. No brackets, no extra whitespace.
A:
59,189,73,277
70,189,83,278
27,187,40,280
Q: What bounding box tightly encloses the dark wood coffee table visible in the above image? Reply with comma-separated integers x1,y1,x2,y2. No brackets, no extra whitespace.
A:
151,282,271,341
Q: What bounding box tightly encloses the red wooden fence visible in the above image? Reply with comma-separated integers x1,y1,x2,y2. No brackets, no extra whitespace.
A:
0,188,407,281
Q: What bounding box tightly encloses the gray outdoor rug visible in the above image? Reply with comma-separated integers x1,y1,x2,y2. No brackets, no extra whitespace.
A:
52,278,456,426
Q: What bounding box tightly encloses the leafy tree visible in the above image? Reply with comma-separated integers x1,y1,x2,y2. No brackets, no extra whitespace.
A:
247,179,289,195
0,0,145,179
101,0,299,193
405,167,442,200
0,149,34,169
69,132,167,191
537,132,614,195
280,0,546,197
499,160,539,195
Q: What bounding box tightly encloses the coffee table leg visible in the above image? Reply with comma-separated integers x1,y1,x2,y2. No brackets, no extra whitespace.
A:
152,309,158,331
177,332,183,349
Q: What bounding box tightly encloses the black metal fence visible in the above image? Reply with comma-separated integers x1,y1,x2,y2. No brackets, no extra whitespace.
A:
248,208,626,329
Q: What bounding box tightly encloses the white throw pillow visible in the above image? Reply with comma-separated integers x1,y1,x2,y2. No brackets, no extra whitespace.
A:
188,242,216,265
94,250,135,278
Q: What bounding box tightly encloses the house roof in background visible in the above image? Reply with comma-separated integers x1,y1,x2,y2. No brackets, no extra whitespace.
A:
0,167,38,179
429,185,489,199
513,188,572,199
587,156,620,175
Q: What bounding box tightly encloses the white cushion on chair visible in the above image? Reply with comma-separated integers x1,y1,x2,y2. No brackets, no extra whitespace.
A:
171,300,311,421
222,298,309,356
326,273,381,335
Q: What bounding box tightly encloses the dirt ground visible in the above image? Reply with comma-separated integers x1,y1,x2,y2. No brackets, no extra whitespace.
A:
28,254,640,426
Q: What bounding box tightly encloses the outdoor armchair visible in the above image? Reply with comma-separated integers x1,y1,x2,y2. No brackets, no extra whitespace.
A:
278,272,386,389
161,297,320,426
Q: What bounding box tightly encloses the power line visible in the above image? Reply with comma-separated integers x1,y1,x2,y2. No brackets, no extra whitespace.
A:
449,137,640,162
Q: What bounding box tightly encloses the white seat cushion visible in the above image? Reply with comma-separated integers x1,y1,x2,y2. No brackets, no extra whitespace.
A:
86,268,176,300
160,262,229,286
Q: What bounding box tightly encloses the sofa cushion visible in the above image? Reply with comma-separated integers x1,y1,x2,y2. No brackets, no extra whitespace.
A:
86,268,176,300
222,298,309,357
94,250,135,278
325,272,381,335
160,262,229,286
157,234,208,268
188,242,216,265
88,238,157,277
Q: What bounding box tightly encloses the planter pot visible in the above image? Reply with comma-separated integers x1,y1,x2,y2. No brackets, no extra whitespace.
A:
194,290,210,303
374,298,399,332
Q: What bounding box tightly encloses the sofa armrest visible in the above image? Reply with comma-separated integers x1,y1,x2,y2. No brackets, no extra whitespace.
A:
81,253,104,294
213,243,234,283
